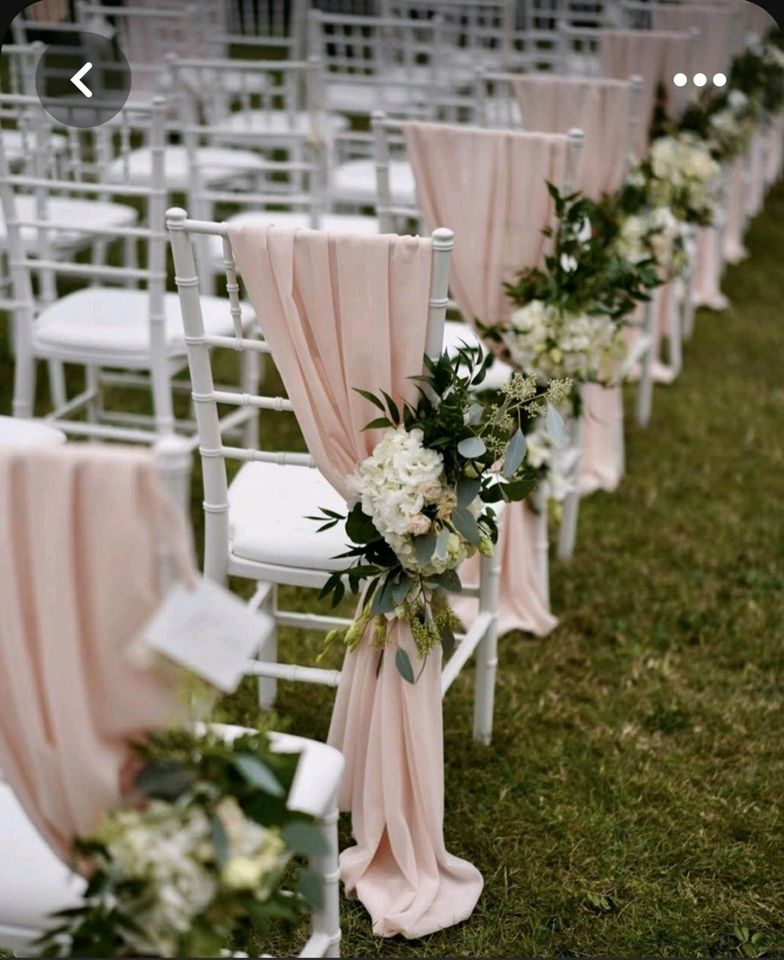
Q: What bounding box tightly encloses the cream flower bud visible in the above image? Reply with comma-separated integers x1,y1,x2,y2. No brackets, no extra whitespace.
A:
407,513,432,536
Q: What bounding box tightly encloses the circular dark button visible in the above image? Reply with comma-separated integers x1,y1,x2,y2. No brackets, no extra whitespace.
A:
35,31,131,129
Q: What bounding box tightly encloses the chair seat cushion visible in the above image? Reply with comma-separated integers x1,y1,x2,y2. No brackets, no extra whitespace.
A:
0,415,66,448
218,108,348,138
0,784,85,951
229,462,350,572
331,158,415,206
34,288,254,362
108,145,267,190
212,209,379,266
0,195,138,248
326,74,429,114
2,129,66,163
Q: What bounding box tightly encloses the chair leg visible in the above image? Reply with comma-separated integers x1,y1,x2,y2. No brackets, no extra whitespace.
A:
557,414,583,561
473,552,500,746
12,351,37,419
310,792,342,958
636,300,654,428
253,582,278,710
530,486,551,608
47,360,67,411
85,365,100,425
668,279,683,377
557,485,580,560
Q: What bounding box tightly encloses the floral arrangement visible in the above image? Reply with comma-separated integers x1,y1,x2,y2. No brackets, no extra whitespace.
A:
614,202,687,279
640,133,721,226
312,346,571,682
729,37,784,116
482,184,659,385
36,730,324,958
524,421,573,505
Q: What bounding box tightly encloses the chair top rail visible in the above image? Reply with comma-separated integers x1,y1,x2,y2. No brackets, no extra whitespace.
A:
5,174,163,201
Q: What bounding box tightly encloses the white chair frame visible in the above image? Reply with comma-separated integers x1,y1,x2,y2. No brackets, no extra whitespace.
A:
0,95,256,446
168,208,503,745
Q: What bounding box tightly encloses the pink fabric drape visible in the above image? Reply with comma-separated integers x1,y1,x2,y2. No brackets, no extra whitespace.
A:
404,122,569,335
692,226,728,310
0,445,195,859
511,74,632,199
724,152,749,263
579,383,624,494
509,77,631,491
599,30,693,156
403,122,569,637
766,114,784,186
652,6,734,78
226,224,483,938
453,501,556,637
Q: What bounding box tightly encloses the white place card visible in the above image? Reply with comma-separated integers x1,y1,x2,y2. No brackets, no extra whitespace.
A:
141,579,273,693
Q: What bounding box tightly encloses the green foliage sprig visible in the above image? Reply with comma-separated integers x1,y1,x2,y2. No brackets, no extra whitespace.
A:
503,183,660,320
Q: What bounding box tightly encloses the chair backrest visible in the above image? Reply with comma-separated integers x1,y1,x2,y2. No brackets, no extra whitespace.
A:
0,95,167,362
372,112,584,232
166,207,453,582
74,0,208,97
168,53,319,134
0,42,41,96
9,2,77,43
223,0,310,58
382,0,515,63
307,8,444,119
472,70,642,182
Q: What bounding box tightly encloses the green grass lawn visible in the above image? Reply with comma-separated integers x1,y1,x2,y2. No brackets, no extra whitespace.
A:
1,183,782,958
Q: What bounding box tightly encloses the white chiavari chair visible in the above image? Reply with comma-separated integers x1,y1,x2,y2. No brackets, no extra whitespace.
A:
0,96,256,444
225,0,311,59
73,0,211,100
168,208,504,745
0,729,344,958
466,71,656,558
371,113,585,606
308,7,451,209
0,42,69,175
0,437,344,959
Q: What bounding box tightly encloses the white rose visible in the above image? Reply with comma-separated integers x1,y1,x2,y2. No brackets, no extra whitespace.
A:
222,855,264,891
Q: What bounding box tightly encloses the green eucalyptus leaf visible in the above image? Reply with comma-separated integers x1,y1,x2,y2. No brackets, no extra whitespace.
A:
502,428,527,479
370,577,397,616
414,530,437,566
451,506,481,546
395,647,416,684
234,754,285,797
431,569,462,593
545,403,568,448
281,821,329,857
457,476,481,507
466,402,484,425
457,435,486,459
391,573,413,606
439,620,456,660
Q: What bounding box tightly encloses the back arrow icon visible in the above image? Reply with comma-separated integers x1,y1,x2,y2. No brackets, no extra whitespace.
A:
70,62,93,98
